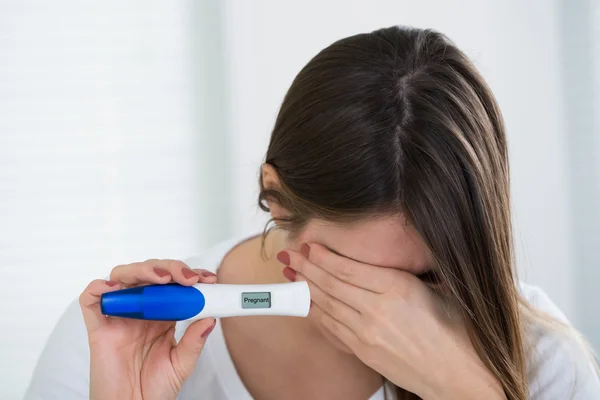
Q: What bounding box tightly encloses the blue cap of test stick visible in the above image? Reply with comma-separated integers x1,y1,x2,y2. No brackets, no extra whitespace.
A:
101,284,206,321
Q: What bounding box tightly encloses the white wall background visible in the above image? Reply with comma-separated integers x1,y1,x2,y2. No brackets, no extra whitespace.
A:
0,1,207,398
1,0,598,398
560,0,600,359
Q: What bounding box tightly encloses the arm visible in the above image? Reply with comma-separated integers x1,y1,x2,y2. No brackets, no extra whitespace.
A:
24,299,90,400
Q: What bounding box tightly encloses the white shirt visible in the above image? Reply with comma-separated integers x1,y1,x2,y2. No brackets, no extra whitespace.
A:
24,233,600,399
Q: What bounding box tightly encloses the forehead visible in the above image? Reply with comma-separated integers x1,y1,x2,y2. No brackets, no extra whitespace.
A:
296,215,433,274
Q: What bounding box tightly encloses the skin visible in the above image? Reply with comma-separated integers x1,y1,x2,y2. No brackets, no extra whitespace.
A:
80,165,506,400
80,263,218,400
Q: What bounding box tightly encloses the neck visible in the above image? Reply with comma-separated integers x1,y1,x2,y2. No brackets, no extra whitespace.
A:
220,229,384,398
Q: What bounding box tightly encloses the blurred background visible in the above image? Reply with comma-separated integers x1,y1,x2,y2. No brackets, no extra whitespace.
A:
1,0,599,398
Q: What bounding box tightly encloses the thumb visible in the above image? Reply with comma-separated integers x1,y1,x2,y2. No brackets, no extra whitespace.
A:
171,318,216,375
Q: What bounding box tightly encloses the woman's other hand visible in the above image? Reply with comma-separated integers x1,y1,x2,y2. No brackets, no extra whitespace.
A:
79,260,217,400
281,244,505,400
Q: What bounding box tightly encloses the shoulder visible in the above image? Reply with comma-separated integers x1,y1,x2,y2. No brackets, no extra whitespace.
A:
519,283,600,399
183,232,259,274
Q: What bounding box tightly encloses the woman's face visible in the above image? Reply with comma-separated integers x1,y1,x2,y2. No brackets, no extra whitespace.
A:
286,215,434,353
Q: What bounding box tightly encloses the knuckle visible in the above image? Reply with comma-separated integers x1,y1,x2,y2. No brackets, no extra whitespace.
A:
361,301,379,318
359,312,385,345
326,316,342,336
79,279,102,303
86,278,100,287
193,268,212,276
361,299,378,316
338,262,354,281
330,322,342,337
109,264,125,279
360,325,382,347
110,262,141,282
166,259,187,271
323,275,338,293
110,262,144,278
323,296,336,314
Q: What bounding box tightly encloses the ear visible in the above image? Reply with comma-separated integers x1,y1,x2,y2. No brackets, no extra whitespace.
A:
261,163,287,221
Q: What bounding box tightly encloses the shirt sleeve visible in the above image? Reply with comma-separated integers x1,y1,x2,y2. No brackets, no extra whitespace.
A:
23,299,90,400
525,286,600,399
21,253,211,400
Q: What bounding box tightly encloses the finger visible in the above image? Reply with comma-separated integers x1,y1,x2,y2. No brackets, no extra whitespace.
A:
310,303,358,351
79,279,122,332
305,243,396,293
111,259,200,286
285,250,372,312
303,276,361,331
192,268,218,284
171,318,216,377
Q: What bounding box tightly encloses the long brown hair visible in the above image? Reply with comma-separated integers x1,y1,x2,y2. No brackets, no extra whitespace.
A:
259,26,526,399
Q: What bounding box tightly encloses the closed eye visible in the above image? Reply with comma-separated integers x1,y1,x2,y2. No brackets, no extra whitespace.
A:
417,270,441,285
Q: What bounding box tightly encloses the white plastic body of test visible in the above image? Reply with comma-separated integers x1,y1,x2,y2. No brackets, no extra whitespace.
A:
184,281,311,320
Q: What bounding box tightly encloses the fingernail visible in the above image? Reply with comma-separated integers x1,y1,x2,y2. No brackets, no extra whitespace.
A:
200,269,216,277
181,267,198,279
282,266,296,282
105,280,119,287
277,251,290,265
301,243,310,258
154,267,170,278
201,319,217,339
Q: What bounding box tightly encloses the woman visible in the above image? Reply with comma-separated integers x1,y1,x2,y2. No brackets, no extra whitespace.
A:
26,26,599,400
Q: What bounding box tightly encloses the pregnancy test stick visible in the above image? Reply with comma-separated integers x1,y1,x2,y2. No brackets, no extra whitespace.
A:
101,282,311,320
